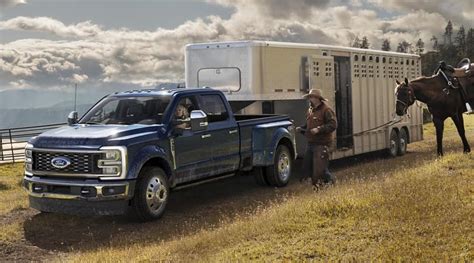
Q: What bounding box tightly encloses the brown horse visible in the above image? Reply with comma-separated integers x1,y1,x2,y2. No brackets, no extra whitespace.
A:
395,76,471,156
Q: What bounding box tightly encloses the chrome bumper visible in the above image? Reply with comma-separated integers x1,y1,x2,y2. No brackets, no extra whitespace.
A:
23,176,133,201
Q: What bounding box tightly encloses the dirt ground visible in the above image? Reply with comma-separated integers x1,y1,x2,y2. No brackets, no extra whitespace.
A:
0,126,472,262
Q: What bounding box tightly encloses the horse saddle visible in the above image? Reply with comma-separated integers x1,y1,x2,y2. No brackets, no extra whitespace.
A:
443,58,472,78
438,59,474,112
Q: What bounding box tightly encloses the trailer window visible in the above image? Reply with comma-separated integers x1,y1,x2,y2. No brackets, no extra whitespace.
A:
197,67,241,92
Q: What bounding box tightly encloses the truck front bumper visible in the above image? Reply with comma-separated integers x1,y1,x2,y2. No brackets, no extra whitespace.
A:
23,176,136,215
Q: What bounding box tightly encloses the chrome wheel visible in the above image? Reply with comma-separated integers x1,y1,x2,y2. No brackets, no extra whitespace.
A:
146,176,167,214
277,152,291,181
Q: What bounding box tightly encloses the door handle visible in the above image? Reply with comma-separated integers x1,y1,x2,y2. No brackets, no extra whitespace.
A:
229,129,238,134
201,134,211,139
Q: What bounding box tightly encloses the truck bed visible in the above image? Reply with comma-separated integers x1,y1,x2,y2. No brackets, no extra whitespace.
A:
234,114,290,126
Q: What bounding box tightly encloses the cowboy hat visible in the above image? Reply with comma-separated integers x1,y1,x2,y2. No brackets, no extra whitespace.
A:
302,89,328,101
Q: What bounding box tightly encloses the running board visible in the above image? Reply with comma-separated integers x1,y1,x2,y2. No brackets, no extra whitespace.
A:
173,173,236,191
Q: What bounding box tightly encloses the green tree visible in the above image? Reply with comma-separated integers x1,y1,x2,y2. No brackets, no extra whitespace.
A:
430,36,439,51
360,36,370,49
466,28,474,59
415,38,425,54
444,20,453,45
381,39,391,51
397,40,411,53
351,36,361,48
455,25,466,58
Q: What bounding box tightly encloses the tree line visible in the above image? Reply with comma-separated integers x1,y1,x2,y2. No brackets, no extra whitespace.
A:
349,20,474,76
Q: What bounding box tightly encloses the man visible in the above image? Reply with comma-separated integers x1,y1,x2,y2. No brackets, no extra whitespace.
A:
296,89,337,187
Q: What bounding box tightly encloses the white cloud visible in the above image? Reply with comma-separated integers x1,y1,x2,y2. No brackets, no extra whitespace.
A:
0,0,469,91
0,0,26,9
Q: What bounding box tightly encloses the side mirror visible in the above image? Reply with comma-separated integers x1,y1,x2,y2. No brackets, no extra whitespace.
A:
68,111,78,125
190,110,208,131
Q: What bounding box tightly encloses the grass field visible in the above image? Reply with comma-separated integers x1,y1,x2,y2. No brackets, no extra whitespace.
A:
1,115,473,261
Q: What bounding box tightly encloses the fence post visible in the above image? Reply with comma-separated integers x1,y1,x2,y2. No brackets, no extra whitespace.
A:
0,133,3,161
8,129,15,164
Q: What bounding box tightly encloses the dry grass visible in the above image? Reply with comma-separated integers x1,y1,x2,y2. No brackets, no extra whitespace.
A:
69,153,473,262
0,115,473,261
0,163,28,215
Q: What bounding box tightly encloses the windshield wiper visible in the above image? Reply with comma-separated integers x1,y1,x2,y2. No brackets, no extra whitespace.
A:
83,121,102,125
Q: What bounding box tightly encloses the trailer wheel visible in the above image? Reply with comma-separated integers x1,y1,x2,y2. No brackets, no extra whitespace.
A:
265,145,292,187
387,129,399,158
131,166,169,221
398,128,408,156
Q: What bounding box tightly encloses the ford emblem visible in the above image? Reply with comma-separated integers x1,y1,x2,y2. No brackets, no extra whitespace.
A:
51,157,71,169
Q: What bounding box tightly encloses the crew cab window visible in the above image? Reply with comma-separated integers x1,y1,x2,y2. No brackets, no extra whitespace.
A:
173,96,200,130
199,95,229,123
80,96,170,125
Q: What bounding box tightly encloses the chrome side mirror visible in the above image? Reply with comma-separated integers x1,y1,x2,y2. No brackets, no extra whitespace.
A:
68,111,78,125
190,110,208,131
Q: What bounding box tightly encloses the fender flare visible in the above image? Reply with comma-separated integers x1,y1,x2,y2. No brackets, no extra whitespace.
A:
127,145,174,182
253,127,294,166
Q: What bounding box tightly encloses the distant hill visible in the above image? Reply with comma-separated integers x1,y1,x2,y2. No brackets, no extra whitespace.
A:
0,104,92,129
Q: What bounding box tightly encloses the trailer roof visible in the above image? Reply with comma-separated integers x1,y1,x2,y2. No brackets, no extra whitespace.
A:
186,40,420,58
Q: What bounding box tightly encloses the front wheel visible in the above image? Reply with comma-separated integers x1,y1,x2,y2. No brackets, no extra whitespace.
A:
265,145,292,187
131,167,169,221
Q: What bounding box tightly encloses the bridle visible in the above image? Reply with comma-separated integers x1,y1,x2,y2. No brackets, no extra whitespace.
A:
395,83,416,114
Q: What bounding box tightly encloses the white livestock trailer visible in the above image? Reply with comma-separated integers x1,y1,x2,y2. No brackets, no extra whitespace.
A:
185,40,423,158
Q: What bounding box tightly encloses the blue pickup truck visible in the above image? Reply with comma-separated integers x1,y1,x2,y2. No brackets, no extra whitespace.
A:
23,88,296,221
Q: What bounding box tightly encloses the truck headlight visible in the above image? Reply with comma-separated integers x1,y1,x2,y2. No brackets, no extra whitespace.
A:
98,146,127,179
25,143,33,173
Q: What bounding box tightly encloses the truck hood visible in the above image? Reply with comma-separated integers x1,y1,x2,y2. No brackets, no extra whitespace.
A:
30,124,164,149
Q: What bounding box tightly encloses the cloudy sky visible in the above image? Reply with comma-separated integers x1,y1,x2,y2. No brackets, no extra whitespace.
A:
0,0,473,93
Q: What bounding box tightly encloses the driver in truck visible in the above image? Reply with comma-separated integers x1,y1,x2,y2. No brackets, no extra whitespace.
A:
174,104,190,129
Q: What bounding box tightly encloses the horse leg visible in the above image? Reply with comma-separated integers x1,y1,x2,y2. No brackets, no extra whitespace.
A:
433,117,444,156
452,113,471,153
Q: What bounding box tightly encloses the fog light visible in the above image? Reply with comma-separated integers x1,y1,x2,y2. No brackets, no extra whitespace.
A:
32,184,44,193
80,187,97,197
102,186,126,196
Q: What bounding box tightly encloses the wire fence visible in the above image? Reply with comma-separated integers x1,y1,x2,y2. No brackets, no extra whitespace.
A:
0,123,65,164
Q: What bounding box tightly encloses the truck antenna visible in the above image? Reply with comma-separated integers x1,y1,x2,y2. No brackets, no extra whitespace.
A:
74,83,77,111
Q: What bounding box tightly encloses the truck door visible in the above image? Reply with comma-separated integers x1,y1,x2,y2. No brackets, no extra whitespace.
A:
172,96,214,183
198,94,240,176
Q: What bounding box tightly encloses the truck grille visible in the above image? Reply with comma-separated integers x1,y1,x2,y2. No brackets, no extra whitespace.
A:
33,151,101,174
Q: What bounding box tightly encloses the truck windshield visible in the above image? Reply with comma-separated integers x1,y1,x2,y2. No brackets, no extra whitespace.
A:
79,96,171,125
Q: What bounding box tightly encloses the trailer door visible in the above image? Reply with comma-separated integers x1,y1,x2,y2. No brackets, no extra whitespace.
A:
308,55,335,109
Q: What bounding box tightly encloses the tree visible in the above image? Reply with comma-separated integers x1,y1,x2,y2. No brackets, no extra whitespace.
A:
360,36,370,49
431,36,439,51
351,36,361,48
415,38,425,54
397,40,411,53
381,39,391,51
444,20,453,45
466,28,474,59
455,25,466,58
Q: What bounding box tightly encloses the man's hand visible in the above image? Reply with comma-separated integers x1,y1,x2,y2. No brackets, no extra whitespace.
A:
296,127,302,132
310,127,320,135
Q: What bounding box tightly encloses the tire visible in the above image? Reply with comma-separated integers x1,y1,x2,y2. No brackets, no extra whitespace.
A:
387,129,399,158
131,166,169,221
254,167,269,186
398,128,408,156
264,145,292,187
